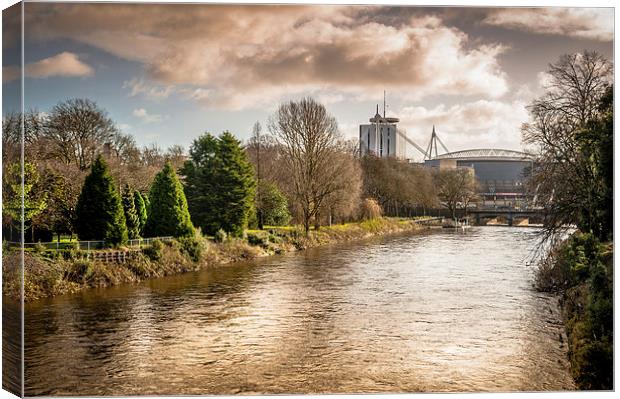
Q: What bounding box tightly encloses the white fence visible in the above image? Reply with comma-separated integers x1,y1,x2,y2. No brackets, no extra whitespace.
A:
5,236,174,251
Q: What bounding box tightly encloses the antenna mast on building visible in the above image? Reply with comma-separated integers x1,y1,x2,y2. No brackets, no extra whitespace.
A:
383,90,386,118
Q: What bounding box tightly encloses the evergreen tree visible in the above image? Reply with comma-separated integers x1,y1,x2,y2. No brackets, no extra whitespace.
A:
133,190,148,235
181,133,220,234
142,192,150,212
181,131,256,236
75,155,127,245
144,162,194,238
216,132,256,236
122,184,140,239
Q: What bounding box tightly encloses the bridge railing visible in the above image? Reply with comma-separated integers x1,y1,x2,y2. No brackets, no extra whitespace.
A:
412,217,444,225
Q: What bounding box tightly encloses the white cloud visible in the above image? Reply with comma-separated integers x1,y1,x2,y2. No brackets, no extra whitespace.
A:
3,51,93,83
483,8,613,42
536,71,554,90
27,4,510,110
123,78,175,100
397,99,530,156
132,108,165,123
513,84,538,103
337,122,360,140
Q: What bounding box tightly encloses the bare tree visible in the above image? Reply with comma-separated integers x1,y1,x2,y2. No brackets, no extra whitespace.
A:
43,99,119,170
249,121,264,229
246,126,298,228
541,51,612,126
268,97,353,235
2,110,45,164
361,155,437,217
109,132,141,165
522,51,612,239
246,131,285,186
411,166,439,216
318,147,362,226
435,168,478,219
165,144,186,169
141,143,164,166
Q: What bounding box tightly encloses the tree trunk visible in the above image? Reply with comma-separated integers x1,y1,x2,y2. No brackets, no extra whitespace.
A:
303,214,310,236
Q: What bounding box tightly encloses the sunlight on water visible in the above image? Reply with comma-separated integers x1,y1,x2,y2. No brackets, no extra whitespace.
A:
23,227,574,395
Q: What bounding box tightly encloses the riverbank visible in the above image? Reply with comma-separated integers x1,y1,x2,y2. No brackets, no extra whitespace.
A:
534,232,613,390
3,217,428,302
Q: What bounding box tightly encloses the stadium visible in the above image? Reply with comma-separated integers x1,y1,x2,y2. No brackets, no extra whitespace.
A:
424,148,535,201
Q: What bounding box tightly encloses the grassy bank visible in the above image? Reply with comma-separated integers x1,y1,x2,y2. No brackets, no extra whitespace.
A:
535,232,613,390
3,217,425,302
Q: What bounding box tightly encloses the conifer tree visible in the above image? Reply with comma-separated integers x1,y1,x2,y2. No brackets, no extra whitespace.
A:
181,131,256,236
122,184,140,239
144,162,194,238
217,132,256,236
181,133,219,234
142,192,150,213
75,155,127,245
133,190,148,235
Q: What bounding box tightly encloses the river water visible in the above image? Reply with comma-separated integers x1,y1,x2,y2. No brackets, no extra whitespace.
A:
22,227,574,395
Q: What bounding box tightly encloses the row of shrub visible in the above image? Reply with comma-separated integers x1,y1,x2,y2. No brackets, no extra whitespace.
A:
2,235,198,301
535,232,613,390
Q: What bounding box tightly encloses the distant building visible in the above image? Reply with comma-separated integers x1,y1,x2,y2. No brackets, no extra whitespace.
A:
424,148,534,198
359,106,405,158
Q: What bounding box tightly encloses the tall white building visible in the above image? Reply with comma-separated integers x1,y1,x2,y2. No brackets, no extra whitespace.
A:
359,106,405,158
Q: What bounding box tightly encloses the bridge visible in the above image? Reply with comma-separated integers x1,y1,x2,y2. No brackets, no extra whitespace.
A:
468,208,545,226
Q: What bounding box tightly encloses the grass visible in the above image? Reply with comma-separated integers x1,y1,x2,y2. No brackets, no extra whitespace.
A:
5,217,427,302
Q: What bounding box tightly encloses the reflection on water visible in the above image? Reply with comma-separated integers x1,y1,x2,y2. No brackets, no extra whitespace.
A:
2,299,22,396
23,227,574,395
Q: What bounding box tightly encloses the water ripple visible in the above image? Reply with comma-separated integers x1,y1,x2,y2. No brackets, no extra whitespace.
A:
22,226,574,395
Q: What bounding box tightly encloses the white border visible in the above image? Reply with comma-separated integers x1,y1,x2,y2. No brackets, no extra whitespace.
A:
0,1,617,399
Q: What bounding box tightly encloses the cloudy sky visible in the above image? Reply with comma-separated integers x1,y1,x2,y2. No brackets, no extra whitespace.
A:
2,2,614,160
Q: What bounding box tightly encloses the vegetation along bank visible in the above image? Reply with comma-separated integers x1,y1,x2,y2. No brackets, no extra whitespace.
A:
3,217,427,302
530,52,613,390
535,234,613,390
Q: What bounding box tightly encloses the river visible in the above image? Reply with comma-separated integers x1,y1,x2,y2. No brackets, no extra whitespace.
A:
21,226,574,395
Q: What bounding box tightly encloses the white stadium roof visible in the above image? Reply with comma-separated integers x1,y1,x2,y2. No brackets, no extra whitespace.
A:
432,148,534,161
